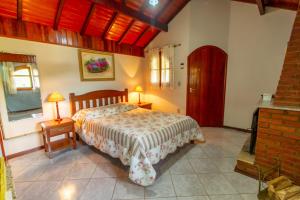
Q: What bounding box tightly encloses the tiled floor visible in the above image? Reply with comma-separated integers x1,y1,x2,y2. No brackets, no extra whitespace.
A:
9,128,259,200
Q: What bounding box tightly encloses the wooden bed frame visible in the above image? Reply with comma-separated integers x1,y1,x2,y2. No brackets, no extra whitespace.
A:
69,89,128,115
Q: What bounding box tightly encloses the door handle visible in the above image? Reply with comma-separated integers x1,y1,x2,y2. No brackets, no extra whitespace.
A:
189,88,196,93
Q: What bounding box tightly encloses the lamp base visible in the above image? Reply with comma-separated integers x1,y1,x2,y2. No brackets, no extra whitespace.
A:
55,118,63,122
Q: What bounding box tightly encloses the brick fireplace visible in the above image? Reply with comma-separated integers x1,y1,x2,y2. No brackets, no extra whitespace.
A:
254,7,300,184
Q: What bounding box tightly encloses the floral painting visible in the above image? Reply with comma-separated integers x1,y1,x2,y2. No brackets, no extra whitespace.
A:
78,49,115,81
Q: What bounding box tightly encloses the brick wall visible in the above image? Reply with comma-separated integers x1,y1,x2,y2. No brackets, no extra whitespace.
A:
274,8,300,107
255,108,300,184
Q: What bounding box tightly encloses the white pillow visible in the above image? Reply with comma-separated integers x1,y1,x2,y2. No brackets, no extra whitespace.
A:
72,102,138,124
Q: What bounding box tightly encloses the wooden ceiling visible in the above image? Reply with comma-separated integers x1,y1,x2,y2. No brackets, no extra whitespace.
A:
0,0,298,56
233,0,299,14
0,0,189,48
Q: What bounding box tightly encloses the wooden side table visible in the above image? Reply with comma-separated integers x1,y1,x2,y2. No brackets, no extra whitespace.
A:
40,118,76,158
136,102,152,110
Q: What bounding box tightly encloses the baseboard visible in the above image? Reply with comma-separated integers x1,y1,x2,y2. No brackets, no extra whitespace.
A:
6,145,44,160
223,125,251,133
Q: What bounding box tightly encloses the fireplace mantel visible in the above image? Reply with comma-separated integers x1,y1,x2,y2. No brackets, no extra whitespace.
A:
259,100,300,112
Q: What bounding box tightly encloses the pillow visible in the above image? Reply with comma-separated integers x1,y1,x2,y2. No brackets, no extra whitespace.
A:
116,102,138,113
72,102,138,124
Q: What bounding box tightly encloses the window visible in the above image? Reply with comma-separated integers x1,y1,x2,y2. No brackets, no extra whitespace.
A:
149,48,160,86
32,68,40,88
12,66,33,90
148,45,174,88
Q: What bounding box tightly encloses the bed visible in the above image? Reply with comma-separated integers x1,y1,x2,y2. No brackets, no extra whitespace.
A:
69,89,204,186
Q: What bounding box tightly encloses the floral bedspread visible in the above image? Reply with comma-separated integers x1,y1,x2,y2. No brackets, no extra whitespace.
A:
73,103,204,186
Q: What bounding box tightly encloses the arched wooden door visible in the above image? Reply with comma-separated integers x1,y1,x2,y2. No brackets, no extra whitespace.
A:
186,45,227,127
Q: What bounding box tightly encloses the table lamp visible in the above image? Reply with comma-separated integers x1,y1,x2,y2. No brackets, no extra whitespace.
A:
47,92,65,121
134,85,143,104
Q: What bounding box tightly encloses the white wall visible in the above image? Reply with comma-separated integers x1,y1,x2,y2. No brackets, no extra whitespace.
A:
145,0,296,129
225,2,296,129
0,37,145,155
146,0,230,114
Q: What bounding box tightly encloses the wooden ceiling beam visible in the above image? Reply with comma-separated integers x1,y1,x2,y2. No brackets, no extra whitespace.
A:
80,3,96,35
133,26,150,46
102,11,118,40
256,0,266,15
118,1,148,45
166,0,190,24
143,29,160,47
155,0,173,20
17,0,22,21
232,0,298,11
142,0,190,48
118,19,135,44
133,0,173,46
93,0,168,32
53,0,65,30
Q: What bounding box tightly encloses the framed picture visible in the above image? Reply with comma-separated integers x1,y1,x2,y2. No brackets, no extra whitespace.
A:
78,49,115,81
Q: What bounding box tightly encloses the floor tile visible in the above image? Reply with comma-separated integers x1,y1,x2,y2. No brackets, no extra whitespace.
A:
92,163,127,178
209,194,243,200
80,178,116,200
14,163,48,182
37,163,73,181
177,196,210,200
14,182,31,199
172,174,206,196
198,173,237,195
50,179,89,200
31,153,54,166
112,177,145,199
201,144,234,158
9,128,256,200
8,156,32,167
10,165,26,179
52,150,77,165
184,145,208,159
145,172,176,198
66,163,96,179
223,173,258,194
145,198,176,200
189,158,219,173
169,159,195,175
19,181,61,200
211,158,236,172
241,194,258,200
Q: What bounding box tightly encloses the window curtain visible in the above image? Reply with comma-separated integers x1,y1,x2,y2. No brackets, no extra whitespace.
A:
148,48,160,87
161,45,175,88
1,62,17,95
29,63,40,91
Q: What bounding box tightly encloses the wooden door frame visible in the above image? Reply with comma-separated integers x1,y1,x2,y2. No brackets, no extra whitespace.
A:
186,45,228,126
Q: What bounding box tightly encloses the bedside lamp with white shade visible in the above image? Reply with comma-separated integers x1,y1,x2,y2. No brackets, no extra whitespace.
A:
47,92,65,121
134,86,143,104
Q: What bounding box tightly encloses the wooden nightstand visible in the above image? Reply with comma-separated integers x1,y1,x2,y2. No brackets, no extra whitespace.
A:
136,102,152,110
40,118,76,158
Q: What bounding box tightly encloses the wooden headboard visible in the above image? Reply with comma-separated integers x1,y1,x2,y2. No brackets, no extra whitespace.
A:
69,89,128,115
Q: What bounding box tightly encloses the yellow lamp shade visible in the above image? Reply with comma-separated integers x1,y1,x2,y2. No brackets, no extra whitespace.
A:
135,86,143,93
47,92,65,102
